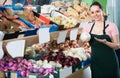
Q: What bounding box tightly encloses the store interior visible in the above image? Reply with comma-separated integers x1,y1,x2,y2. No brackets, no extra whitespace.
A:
0,0,120,78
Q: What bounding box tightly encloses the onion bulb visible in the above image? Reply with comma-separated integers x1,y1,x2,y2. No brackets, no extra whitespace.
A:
80,32,91,42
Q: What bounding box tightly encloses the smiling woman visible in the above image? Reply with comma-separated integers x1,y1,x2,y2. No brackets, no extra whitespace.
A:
81,1,120,78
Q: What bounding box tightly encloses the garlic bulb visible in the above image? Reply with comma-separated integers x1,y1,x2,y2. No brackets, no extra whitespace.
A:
80,32,91,41
42,63,52,68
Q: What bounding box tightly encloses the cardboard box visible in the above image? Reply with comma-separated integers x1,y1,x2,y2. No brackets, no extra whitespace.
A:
52,67,72,78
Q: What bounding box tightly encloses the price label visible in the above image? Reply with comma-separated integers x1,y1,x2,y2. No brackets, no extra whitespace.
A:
38,28,50,44
0,41,4,60
57,30,68,44
17,34,24,38
29,75,37,78
70,29,78,40
29,74,39,78
6,40,25,58
11,72,17,78
0,31,5,41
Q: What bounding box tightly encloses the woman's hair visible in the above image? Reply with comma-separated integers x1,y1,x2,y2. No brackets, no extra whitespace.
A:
90,1,103,10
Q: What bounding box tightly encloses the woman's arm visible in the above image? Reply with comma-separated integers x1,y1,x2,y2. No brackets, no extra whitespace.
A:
95,22,120,50
95,35,120,50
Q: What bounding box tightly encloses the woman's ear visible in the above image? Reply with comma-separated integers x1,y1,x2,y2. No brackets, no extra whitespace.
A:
100,10,105,17
100,10,104,21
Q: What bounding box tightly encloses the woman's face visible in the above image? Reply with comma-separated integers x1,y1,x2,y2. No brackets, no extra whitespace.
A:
90,5,103,21
27,0,33,4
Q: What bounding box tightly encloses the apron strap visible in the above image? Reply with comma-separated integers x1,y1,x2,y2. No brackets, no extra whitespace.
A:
89,21,95,34
103,21,106,34
3,0,7,5
89,21,109,34
103,21,109,35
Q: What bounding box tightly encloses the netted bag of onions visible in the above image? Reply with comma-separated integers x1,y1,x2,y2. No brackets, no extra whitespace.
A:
0,70,5,78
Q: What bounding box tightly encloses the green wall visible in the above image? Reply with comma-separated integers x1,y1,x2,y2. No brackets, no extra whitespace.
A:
82,0,107,13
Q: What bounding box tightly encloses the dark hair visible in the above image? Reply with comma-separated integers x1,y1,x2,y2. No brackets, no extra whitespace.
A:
90,1,103,10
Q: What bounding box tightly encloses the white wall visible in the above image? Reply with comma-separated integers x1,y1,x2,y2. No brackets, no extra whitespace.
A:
107,0,120,37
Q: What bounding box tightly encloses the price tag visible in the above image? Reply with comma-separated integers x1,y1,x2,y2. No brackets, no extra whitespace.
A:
17,34,24,38
0,41,4,60
70,29,78,40
57,30,68,44
0,31,5,41
29,75,37,78
6,40,25,58
29,74,39,78
11,72,17,78
38,28,50,44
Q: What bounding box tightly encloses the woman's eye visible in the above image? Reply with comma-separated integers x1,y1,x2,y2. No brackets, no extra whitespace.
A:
96,10,100,13
91,12,94,14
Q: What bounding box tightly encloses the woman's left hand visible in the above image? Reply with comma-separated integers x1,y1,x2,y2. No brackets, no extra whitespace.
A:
94,37,107,43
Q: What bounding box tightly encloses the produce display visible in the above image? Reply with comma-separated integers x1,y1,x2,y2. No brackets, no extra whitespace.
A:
39,0,92,29
50,0,92,23
0,5,56,33
47,15,79,29
0,0,91,34
0,38,91,77
0,0,92,78
24,39,91,68
0,56,55,77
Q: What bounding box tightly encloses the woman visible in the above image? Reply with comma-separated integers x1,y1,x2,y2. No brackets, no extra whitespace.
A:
82,1,120,78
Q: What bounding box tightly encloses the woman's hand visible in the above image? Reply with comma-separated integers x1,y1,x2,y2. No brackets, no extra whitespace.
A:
94,37,107,43
94,37,120,50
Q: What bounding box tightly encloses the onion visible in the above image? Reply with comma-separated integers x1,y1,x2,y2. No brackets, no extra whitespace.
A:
29,67,34,72
21,71,27,77
16,57,23,63
2,67,8,71
8,62,14,67
36,60,43,66
45,68,54,74
38,67,45,73
10,64,18,71
27,62,33,69
80,32,91,42
42,63,52,68
32,68,39,73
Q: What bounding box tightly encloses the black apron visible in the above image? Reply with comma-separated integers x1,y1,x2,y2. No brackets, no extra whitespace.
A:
116,48,120,68
89,21,120,78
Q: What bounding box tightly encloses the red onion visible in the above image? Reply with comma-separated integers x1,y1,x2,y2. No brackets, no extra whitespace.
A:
46,68,54,73
2,67,8,71
8,62,14,67
38,68,45,73
10,64,18,71
16,57,23,63
32,68,39,73
21,71,27,77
